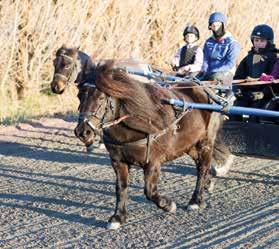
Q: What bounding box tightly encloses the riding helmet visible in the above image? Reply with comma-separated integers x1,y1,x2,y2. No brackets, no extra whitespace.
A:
183,25,200,40
208,12,227,26
250,24,274,43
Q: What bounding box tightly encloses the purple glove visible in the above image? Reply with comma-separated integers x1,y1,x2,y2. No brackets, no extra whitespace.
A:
260,73,274,81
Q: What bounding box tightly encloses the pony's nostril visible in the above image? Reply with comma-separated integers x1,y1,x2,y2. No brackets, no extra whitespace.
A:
86,130,91,136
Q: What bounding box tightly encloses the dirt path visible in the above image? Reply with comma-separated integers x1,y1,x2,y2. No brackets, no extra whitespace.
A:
0,117,278,249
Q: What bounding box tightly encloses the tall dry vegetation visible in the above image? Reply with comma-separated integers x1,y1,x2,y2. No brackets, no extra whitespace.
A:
0,0,278,122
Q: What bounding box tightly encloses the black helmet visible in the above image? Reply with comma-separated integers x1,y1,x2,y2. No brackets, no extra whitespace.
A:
251,24,274,43
183,25,200,40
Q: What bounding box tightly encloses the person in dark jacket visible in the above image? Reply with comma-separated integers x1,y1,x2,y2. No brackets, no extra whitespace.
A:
234,24,277,80
172,25,203,77
233,24,278,119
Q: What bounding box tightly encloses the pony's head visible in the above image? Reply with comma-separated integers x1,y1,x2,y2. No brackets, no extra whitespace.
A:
50,45,81,94
74,82,109,148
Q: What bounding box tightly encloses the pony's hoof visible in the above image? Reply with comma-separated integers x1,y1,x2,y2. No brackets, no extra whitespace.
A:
169,201,177,213
187,204,200,211
107,222,121,230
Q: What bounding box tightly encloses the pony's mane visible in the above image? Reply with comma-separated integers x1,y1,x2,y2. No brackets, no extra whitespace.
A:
94,60,178,132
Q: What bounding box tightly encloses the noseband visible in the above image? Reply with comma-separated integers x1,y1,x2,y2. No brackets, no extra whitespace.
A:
78,83,102,135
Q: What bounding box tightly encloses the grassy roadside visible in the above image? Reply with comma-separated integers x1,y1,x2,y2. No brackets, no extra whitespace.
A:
0,86,79,126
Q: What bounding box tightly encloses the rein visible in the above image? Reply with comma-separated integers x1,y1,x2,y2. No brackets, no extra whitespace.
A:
84,114,130,136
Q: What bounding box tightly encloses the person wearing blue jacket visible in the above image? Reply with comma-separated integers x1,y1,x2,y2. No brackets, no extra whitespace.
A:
201,13,241,178
201,12,241,86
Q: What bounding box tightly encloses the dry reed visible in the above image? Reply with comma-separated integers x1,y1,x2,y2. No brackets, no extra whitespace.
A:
0,0,278,123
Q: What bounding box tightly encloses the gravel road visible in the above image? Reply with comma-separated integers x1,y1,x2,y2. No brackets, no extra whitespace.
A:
0,116,278,249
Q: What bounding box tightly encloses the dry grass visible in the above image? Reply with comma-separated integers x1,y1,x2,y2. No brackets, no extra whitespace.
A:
0,0,278,124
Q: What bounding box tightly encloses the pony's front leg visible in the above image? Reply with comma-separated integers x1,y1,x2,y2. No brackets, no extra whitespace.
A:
144,162,176,213
107,160,129,230
188,141,212,210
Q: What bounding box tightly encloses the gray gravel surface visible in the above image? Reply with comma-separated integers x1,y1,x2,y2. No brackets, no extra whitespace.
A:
0,117,278,249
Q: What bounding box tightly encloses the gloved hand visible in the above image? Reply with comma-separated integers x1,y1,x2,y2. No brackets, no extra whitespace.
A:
172,65,178,71
233,88,242,98
177,66,190,75
260,73,274,81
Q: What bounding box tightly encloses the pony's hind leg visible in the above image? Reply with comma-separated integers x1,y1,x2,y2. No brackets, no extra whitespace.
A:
144,162,176,213
107,160,130,230
188,139,213,210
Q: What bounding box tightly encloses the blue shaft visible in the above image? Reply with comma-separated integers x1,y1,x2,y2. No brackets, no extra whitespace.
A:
125,68,186,82
167,99,279,118
125,68,230,91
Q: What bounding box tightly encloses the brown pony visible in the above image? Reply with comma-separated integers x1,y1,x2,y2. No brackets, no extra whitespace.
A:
76,60,222,229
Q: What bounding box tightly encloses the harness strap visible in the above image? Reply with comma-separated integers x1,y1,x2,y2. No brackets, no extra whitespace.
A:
54,73,68,81
103,109,189,164
61,54,74,62
146,134,152,164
